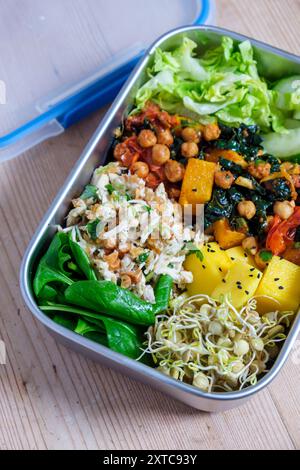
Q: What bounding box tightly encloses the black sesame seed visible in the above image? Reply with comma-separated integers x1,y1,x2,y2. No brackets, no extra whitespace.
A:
222,279,226,284
274,278,280,282
231,257,235,261
245,290,250,295
219,267,223,272
202,265,206,270
279,286,284,290
192,188,197,192
249,275,254,278
257,274,261,279
250,268,255,272
244,253,248,258
237,286,243,290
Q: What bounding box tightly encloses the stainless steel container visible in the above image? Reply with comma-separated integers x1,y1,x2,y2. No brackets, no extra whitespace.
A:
20,26,300,412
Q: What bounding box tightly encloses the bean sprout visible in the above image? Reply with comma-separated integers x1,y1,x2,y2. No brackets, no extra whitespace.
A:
142,295,294,392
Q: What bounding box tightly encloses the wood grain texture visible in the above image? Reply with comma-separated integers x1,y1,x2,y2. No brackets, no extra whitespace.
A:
0,0,300,450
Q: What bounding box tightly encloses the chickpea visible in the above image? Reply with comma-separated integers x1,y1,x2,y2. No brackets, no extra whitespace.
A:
181,127,201,143
164,160,185,183
214,170,235,189
273,200,295,220
242,237,259,256
156,128,174,146
130,161,149,179
202,123,221,141
152,144,171,165
113,142,127,161
137,129,157,148
237,200,256,220
181,142,199,159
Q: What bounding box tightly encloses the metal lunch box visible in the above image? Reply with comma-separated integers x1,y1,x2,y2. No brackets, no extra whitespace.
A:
20,25,300,412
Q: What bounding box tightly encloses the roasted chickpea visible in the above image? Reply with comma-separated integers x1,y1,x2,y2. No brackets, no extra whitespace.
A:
273,200,295,220
242,237,259,256
214,170,235,189
237,200,256,220
130,161,149,179
156,128,174,146
202,123,221,141
181,127,201,143
137,129,157,148
152,144,171,165
113,142,127,161
181,142,199,159
164,160,185,183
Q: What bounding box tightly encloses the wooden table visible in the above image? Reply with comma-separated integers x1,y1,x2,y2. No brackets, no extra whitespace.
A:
1,0,300,450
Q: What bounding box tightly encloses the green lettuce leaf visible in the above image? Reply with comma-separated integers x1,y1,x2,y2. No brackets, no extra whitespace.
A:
134,36,287,133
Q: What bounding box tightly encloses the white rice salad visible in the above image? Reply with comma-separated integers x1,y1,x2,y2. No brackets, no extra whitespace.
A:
64,162,203,302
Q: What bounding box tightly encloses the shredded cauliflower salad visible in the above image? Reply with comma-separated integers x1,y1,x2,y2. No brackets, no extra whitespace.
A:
65,162,202,303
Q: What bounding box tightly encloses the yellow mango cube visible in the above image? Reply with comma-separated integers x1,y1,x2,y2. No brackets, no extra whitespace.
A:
212,260,262,309
255,256,300,313
184,242,232,297
226,246,258,269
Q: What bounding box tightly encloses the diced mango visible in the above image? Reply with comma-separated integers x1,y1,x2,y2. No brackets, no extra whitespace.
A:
213,219,246,250
184,242,232,297
255,256,300,313
226,246,258,269
179,159,216,211
212,260,262,309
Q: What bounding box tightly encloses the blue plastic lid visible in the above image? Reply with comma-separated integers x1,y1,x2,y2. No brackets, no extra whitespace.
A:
0,0,215,162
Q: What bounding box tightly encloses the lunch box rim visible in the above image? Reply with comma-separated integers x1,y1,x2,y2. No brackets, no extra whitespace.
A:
20,24,300,408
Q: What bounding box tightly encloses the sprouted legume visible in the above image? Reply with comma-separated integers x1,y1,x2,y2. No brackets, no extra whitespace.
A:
141,295,293,392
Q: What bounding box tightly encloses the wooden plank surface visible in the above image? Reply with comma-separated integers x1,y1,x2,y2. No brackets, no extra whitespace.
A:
0,0,300,450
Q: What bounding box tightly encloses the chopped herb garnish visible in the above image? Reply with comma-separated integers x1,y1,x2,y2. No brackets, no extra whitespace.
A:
80,184,99,201
86,218,101,241
105,183,115,195
259,250,273,263
137,252,150,264
185,243,204,262
143,205,152,213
